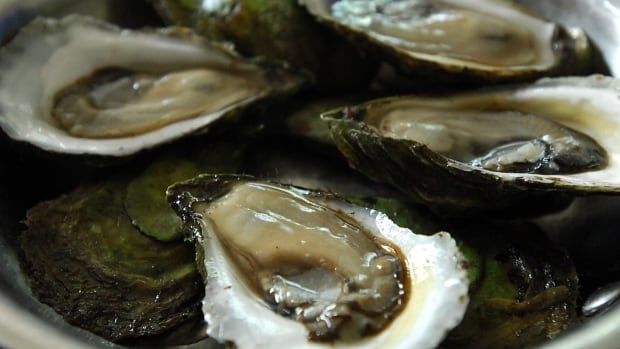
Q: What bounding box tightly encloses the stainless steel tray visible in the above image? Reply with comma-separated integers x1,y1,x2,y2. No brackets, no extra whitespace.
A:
0,1,619,348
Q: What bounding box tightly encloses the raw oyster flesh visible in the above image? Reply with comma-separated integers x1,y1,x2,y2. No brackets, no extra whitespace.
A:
300,0,593,82
324,76,620,215
167,174,469,348
0,15,304,156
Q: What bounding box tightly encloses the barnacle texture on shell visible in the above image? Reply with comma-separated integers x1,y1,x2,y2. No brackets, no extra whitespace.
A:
20,181,202,342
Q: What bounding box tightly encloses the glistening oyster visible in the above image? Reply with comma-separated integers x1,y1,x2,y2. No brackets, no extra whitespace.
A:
300,0,593,83
323,75,620,215
0,15,305,157
167,174,469,349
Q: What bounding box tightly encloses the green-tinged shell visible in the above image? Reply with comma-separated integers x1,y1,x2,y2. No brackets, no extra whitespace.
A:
152,0,376,91
323,76,620,216
282,98,353,145
352,197,578,349
448,225,577,349
300,0,594,84
124,142,246,241
20,181,202,342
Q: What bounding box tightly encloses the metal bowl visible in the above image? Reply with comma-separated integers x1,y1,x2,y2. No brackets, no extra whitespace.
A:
0,1,619,348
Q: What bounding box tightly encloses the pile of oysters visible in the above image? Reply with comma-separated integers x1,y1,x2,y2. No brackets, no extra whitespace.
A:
2,1,619,348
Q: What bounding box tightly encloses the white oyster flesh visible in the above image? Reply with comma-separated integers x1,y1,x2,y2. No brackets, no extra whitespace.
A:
194,181,469,349
360,75,620,191
0,16,301,156
304,0,559,71
52,68,262,138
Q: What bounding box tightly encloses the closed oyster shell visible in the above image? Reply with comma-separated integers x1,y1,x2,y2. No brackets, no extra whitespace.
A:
19,140,246,342
20,181,202,342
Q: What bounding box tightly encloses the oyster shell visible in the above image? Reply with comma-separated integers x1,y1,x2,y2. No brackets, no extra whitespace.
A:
0,15,304,156
20,181,202,342
167,174,469,348
300,0,593,83
323,75,620,215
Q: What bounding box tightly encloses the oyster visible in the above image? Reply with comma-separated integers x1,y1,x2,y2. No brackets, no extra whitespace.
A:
0,15,304,157
167,174,469,348
324,75,620,215
300,0,593,82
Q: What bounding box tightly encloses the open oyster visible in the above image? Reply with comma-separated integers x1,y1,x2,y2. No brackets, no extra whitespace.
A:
167,174,469,348
300,0,593,82
324,75,620,215
0,15,304,157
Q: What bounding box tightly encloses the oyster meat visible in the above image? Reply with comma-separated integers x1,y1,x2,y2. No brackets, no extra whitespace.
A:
167,174,469,348
0,15,304,156
300,0,593,82
324,75,620,215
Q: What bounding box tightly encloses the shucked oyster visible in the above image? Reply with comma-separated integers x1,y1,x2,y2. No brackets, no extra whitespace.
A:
300,0,593,82
0,15,304,156
167,174,469,348
324,75,620,215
